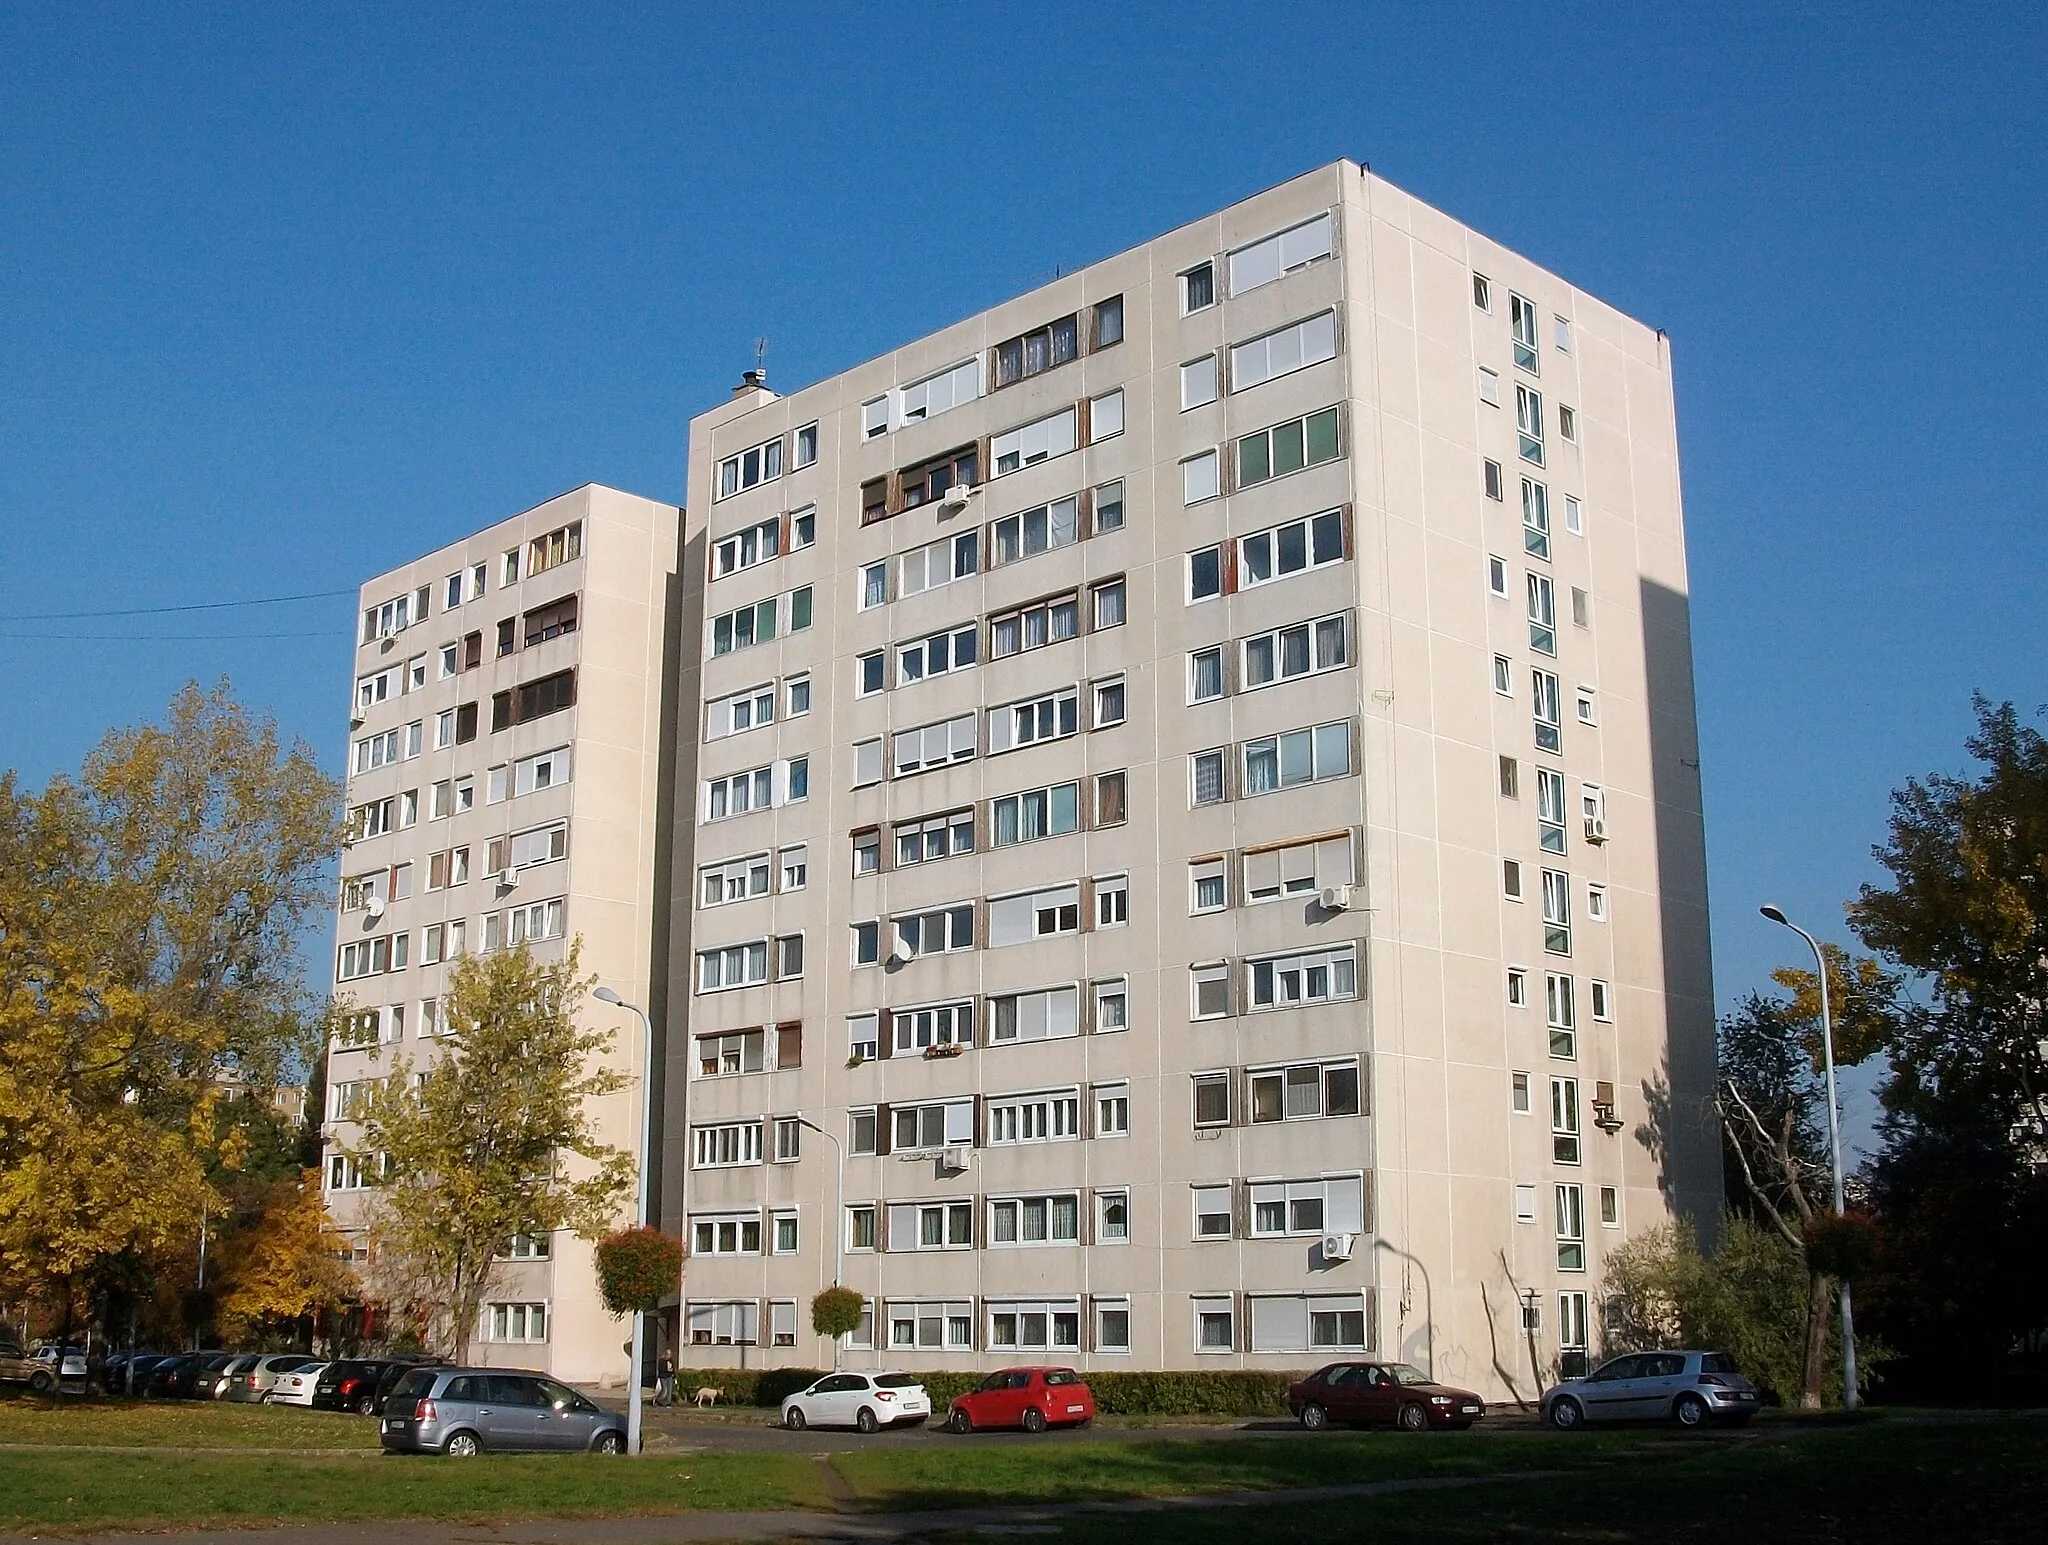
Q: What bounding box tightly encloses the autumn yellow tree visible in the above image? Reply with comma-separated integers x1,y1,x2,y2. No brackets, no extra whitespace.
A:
0,682,337,1330
218,1168,359,1346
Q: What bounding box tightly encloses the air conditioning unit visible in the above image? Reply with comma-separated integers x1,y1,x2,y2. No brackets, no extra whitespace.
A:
940,483,976,513
1319,884,1353,912
1321,1232,1355,1263
500,864,520,889
1584,816,1609,843
349,713,365,729
939,1145,970,1173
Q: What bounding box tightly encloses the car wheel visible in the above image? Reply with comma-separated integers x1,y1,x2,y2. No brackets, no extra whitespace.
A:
1021,1407,1047,1434
260,1392,277,1404
1548,1397,1584,1431
356,1394,378,1416
949,1408,974,1434
1673,1393,1709,1429
1298,1402,1329,1431
783,1406,807,1431
27,1369,54,1394
594,1431,626,1455
443,1430,482,1457
856,1407,879,1435
1397,1402,1430,1432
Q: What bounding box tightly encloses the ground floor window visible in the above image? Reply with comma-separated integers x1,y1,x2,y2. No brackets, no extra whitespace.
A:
888,1300,974,1350
1248,1293,1368,1352
988,1298,1080,1351
688,1300,759,1346
484,1302,547,1343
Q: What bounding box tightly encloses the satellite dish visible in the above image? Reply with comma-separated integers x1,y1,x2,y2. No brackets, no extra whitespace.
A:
364,894,386,921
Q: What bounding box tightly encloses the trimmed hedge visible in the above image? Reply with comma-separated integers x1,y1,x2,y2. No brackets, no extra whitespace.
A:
665,1366,1298,1417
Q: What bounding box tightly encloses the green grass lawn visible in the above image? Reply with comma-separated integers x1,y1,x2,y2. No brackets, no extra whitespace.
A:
0,1393,379,1449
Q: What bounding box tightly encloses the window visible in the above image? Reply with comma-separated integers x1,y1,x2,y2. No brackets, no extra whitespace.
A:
791,506,816,548
438,643,458,680
1193,1297,1236,1353
784,674,811,720
1248,945,1359,1010
847,1204,877,1250
1239,509,1345,587
337,934,405,980
698,940,769,992
989,1193,1080,1246
1250,1294,1369,1352
1180,353,1219,410
897,622,979,686
1191,858,1226,913
1556,1183,1586,1270
500,549,519,587
892,1000,973,1054
1523,479,1550,559
1600,1187,1620,1227
988,884,1078,946
777,934,805,978
857,651,886,696
704,765,773,821
1571,588,1590,629
1093,676,1125,727
895,807,975,868
779,845,807,892
1189,646,1224,701
1541,870,1572,955
502,898,565,947
1590,979,1613,1022
1515,1184,1539,1223
1512,1071,1533,1114
992,407,1077,474
793,421,818,468
1554,314,1573,353
696,1030,763,1077
512,744,571,797
1188,547,1223,602
1192,1175,1231,1236
1559,405,1578,442
1091,578,1126,630
1093,977,1128,1033
988,985,1079,1042
1537,768,1568,853
353,728,400,775
1096,873,1128,927
715,437,783,500
1181,449,1219,504
894,904,975,959
989,1299,1082,1351
1181,262,1215,313
1229,311,1337,391
1500,755,1520,798
1241,721,1352,795
1564,494,1583,535
1091,389,1124,439
1586,884,1608,924
1096,1083,1130,1138
1551,1076,1581,1164
1096,1297,1132,1352
891,1101,975,1154
1241,612,1348,688
1488,555,1509,596
900,445,980,511
711,597,777,656
1093,294,1124,348
892,714,976,776
900,530,979,598
1237,406,1340,487
1494,654,1514,695
992,496,1080,565
989,592,1079,658
1478,367,1500,407
1528,572,1557,655
888,1298,974,1348
1250,1175,1365,1237
776,1023,803,1069
356,667,396,712
692,1121,763,1168
1503,859,1524,900
986,1089,1081,1145
848,1015,879,1062
1510,292,1540,374
853,739,883,788
992,782,1080,846
1473,272,1492,311
691,1214,764,1258
1533,668,1563,753
1097,770,1127,826
896,358,981,427
1242,834,1353,903
859,562,888,612
484,1303,548,1343
1516,383,1545,465
994,314,1078,387
1093,478,1124,533
853,830,881,876
1229,212,1333,295
1577,685,1598,725
489,668,576,732
487,822,567,877
522,595,577,649
1190,750,1226,806
862,397,889,441
1249,1060,1363,1123
1507,967,1528,1007
360,588,427,644
707,683,776,739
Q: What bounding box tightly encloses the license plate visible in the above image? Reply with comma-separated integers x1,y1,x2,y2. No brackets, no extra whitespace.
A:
1461,1405,1480,1414
1066,1405,1084,1414
383,1421,400,1432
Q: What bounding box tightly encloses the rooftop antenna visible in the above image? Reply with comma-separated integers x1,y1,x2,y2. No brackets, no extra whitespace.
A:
754,336,768,373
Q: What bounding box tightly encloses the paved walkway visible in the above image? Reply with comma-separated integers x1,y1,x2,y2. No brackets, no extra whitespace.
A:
9,1470,1559,1545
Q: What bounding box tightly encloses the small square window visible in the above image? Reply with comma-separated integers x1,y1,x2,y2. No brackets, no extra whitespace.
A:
1587,886,1608,923
1093,677,1126,728
1576,688,1597,725
1190,858,1226,914
1191,965,1229,1020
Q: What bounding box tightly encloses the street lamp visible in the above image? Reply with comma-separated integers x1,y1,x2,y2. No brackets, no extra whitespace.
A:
792,1115,845,1367
1759,904,1859,1411
593,986,655,1452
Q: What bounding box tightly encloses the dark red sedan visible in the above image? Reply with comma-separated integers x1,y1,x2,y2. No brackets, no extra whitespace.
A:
1286,1361,1484,1431
947,1367,1096,1433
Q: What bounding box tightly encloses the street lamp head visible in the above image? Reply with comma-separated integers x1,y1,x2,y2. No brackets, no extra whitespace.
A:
1759,904,1789,926
593,986,623,1006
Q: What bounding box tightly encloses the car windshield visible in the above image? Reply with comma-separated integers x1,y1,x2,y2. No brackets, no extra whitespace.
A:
1385,1364,1431,1384
875,1374,923,1389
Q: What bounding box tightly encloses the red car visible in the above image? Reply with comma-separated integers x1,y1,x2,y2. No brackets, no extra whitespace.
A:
1286,1361,1485,1431
947,1367,1096,1433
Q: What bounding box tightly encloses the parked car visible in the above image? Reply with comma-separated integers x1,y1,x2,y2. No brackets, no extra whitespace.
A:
946,1368,1095,1433
313,1359,406,1414
1286,1361,1485,1431
143,1353,197,1397
28,1346,90,1388
0,1336,61,1393
209,1354,262,1399
1542,1350,1760,1430
780,1371,931,1433
104,1351,169,1394
378,1367,627,1455
226,1353,316,1403
267,1361,329,1406
369,1357,449,1415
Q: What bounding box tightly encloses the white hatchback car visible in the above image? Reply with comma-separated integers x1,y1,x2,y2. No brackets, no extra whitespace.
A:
266,1361,329,1407
781,1371,931,1432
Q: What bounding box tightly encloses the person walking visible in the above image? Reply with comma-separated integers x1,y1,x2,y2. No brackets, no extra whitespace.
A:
654,1348,676,1407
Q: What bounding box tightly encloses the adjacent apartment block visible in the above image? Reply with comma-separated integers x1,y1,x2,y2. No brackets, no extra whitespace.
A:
669,161,1717,1394
325,484,680,1384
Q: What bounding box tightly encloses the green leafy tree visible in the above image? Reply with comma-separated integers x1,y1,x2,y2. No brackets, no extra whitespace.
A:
0,682,336,1334
350,941,632,1360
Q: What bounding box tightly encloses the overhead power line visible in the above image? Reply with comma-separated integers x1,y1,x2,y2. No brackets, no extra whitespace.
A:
0,588,355,623
0,628,336,642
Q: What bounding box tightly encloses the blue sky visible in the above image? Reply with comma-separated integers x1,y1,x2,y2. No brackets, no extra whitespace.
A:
4,3,2043,1146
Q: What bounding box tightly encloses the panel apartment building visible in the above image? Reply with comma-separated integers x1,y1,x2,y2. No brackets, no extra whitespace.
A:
325,484,679,1384
670,160,1718,1394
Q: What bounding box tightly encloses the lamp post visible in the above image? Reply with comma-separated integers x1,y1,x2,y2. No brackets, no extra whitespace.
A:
792,1115,845,1367
593,986,655,1452
1759,904,1859,1411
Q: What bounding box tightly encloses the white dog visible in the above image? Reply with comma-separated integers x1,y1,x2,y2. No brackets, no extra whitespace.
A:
693,1386,724,1408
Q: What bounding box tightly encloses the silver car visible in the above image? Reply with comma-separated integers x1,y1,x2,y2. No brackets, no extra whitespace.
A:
229,1353,317,1403
1542,1350,1761,1429
379,1367,627,1455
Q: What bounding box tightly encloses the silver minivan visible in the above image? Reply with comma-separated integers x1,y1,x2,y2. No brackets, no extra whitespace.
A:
379,1367,627,1455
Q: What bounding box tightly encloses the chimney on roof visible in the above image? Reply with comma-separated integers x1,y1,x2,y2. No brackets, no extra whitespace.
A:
735,367,767,397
